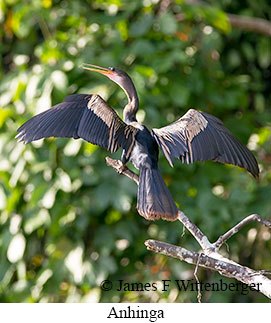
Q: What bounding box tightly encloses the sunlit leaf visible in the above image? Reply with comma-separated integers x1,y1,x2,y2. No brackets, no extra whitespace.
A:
24,209,51,234
7,234,26,263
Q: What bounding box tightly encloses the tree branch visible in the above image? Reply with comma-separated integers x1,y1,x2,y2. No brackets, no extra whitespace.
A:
214,213,271,250
145,239,271,298
106,157,139,185
106,156,271,299
226,13,271,37
176,0,271,36
177,210,215,253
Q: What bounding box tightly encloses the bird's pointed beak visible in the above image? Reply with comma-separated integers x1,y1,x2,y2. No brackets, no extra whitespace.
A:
81,63,114,76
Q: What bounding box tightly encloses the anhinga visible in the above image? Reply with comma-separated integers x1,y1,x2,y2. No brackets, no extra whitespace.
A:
16,64,259,221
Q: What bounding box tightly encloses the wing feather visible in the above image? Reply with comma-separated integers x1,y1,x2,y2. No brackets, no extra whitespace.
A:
152,109,259,177
16,94,138,154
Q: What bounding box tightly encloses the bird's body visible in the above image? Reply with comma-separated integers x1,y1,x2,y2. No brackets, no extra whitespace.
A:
123,126,179,220
126,126,158,171
16,64,259,221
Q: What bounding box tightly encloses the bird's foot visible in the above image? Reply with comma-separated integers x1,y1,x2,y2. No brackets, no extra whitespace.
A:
116,162,126,174
105,157,128,175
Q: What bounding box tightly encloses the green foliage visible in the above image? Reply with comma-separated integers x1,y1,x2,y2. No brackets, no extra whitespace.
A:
0,0,271,303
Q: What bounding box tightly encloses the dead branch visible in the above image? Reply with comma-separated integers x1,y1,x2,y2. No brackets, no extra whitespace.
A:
106,156,271,299
175,0,271,36
178,210,215,253
106,157,139,185
145,239,271,298
214,213,271,250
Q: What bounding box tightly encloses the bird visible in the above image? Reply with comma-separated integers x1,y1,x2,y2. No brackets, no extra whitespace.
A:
16,64,259,221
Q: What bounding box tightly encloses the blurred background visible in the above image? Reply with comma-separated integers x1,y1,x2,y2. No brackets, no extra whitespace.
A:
0,0,270,303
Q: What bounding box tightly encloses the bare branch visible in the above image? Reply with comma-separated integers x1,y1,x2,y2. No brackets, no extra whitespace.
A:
194,253,202,303
145,239,271,299
106,157,139,185
214,214,271,249
177,0,271,36
178,210,215,253
106,157,271,299
227,14,271,37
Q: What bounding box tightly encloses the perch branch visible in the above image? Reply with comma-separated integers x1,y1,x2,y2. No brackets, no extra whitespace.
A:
145,239,271,299
106,156,271,299
106,156,211,250
106,157,139,185
178,210,215,253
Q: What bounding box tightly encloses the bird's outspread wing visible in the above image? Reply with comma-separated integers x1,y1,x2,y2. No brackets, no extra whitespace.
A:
16,94,138,155
152,109,259,177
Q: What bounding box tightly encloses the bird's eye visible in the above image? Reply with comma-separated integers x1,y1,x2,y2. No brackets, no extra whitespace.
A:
109,67,115,71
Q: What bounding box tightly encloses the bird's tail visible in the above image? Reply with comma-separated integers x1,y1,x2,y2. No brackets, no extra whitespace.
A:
137,167,179,221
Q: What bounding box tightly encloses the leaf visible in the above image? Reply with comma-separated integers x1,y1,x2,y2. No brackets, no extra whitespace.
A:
129,14,153,37
50,70,68,91
257,37,271,68
158,12,178,35
203,7,231,33
24,208,51,234
169,83,190,106
7,234,26,263
131,39,156,56
0,108,13,128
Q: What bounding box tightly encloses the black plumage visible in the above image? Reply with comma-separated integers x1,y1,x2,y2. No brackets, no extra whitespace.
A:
152,109,259,177
16,93,137,155
16,64,259,221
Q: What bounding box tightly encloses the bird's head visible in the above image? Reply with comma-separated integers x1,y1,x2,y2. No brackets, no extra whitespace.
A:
82,64,137,104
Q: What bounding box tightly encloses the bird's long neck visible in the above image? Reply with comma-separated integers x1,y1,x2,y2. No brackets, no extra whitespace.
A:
124,98,139,124
123,85,139,125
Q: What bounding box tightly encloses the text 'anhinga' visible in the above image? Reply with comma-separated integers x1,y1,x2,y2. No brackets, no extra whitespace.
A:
16,64,259,221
